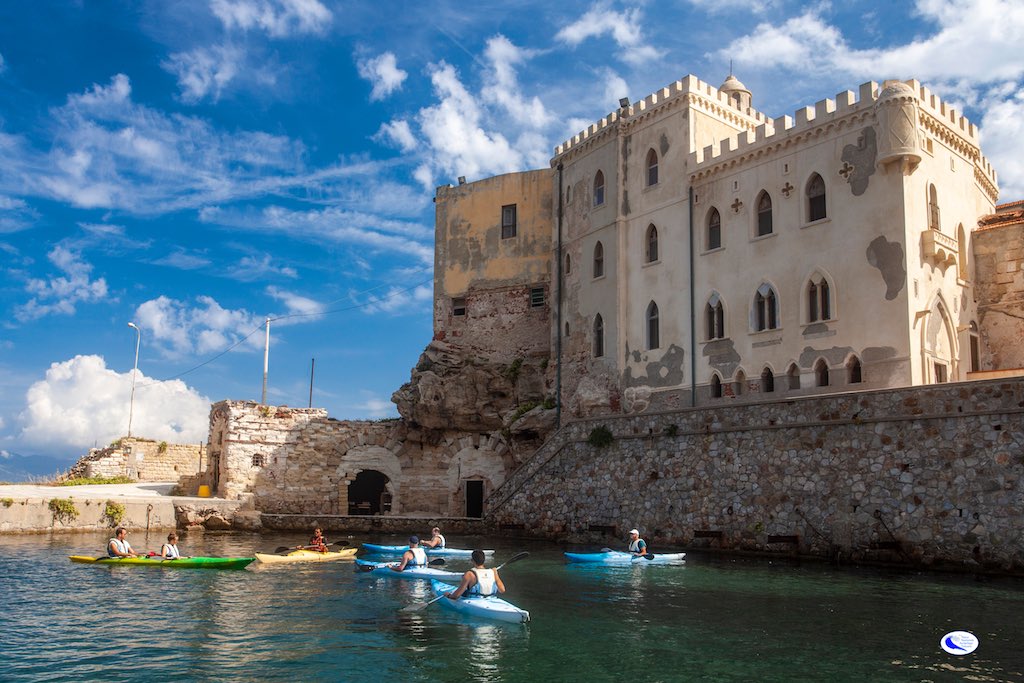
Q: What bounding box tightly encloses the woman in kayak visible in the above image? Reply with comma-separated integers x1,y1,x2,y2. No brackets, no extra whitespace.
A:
446,550,506,598
308,527,328,552
107,527,138,558
421,526,446,549
628,528,648,556
391,536,427,571
158,532,182,559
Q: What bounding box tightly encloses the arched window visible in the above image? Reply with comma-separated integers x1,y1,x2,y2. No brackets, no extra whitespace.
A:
807,274,832,322
957,224,968,280
711,374,723,398
593,241,605,278
707,208,722,250
761,367,775,392
646,149,659,186
646,301,660,350
593,314,605,358
787,363,800,390
705,293,724,340
847,355,862,384
564,322,570,338
565,253,571,275
594,170,605,207
733,369,746,397
815,359,829,387
927,183,940,231
566,185,572,205
756,191,773,236
807,173,826,222
754,283,778,331
646,224,659,262
969,321,980,371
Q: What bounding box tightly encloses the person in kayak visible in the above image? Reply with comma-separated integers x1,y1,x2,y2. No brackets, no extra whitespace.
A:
308,527,328,552
446,550,506,599
157,532,182,559
391,536,427,572
107,527,138,558
421,526,446,549
628,528,648,556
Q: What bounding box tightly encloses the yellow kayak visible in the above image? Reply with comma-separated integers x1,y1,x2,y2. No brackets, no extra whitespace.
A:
254,547,358,564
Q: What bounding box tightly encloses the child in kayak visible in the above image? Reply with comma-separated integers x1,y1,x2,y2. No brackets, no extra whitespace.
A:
446,550,506,598
391,536,427,571
421,526,446,549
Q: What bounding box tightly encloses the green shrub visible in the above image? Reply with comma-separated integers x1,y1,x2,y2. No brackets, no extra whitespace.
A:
542,397,556,410
509,401,539,424
103,501,126,527
158,441,168,454
48,498,79,524
58,476,135,486
540,357,549,370
587,425,614,448
502,358,524,383
1,498,13,508
664,424,679,437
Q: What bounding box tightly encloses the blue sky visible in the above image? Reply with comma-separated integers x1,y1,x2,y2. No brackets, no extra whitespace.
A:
1,0,1022,476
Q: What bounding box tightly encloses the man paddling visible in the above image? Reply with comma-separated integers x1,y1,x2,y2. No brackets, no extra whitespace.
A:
627,528,648,557
445,550,506,599
107,527,138,558
421,526,446,549
308,527,328,553
391,536,428,572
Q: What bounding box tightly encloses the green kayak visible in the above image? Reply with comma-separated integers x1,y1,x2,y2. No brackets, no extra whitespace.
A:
69,555,254,570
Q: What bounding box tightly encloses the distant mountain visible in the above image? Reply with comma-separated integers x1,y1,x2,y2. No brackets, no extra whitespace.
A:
0,454,75,483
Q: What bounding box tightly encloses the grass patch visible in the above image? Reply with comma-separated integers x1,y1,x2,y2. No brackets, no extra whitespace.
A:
587,425,614,448
57,476,135,486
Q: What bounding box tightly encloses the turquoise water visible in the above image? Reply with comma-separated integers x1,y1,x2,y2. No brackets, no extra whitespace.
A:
2,531,1023,682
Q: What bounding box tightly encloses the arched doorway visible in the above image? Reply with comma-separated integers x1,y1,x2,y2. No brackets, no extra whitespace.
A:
348,470,389,515
923,297,955,383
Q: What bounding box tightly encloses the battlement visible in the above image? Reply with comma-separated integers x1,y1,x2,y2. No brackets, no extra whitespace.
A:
552,74,771,158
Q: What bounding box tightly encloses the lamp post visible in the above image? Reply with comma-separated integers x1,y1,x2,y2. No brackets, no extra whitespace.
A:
127,322,141,438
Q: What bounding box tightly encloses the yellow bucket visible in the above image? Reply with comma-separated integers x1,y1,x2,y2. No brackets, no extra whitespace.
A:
197,485,211,498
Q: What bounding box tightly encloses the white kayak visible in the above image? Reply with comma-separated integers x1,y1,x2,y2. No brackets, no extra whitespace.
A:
563,550,687,564
430,579,530,624
355,558,463,583
361,543,494,558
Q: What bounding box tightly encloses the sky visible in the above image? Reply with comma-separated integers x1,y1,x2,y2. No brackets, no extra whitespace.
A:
1,0,1022,478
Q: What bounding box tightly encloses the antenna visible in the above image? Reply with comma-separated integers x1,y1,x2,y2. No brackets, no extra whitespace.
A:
729,59,733,76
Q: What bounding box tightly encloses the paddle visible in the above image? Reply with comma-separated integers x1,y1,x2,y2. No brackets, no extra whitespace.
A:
601,547,655,560
400,551,530,613
359,557,446,572
273,541,350,554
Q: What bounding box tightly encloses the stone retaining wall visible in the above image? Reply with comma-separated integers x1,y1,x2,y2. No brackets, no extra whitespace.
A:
487,378,1024,572
69,438,206,482
260,514,489,535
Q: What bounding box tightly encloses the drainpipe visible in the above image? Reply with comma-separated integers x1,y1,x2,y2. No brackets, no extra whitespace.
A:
689,185,696,407
556,163,564,428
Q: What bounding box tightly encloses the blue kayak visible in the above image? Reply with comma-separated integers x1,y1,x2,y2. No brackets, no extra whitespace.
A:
563,550,686,564
355,558,462,583
361,543,494,558
430,579,530,624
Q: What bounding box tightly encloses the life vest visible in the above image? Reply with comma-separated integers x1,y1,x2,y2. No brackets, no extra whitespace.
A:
469,567,497,596
433,533,446,548
629,538,647,553
163,543,180,559
409,547,427,567
108,538,129,557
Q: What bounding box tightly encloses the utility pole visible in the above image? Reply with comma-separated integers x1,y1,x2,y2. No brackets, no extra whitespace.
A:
261,317,270,404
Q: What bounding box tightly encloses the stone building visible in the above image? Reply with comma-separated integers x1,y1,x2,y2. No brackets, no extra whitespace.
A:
974,200,1024,372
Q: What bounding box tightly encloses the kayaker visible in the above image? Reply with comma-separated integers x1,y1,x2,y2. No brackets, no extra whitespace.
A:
308,527,328,552
107,527,138,558
157,532,182,559
446,550,505,598
628,528,648,556
391,536,427,572
421,526,446,549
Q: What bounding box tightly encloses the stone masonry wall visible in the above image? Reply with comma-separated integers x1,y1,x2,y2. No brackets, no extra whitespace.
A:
973,219,1024,371
68,438,205,482
488,378,1024,571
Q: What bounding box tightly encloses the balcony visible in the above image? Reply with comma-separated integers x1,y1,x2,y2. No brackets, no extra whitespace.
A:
921,229,958,268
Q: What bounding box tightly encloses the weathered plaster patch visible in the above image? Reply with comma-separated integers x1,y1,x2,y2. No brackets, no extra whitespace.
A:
623,343,686,388
799,345,855,367
861,346,897,363
866,236,906,300
703,339,741,378
841,126,877,196
659,132,670,157
802,323,830,336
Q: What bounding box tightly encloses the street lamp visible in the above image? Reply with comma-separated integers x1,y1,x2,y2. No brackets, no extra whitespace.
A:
127,322,141,438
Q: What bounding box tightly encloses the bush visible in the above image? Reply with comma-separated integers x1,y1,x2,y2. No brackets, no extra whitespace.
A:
509,401,538,424
587,425,614,448
542,397,556,410
57,476,135,486
502,358,524,383
1,498,13,508
664,424,679,437
48,498,79,524
158,441,168,454
103,501,126,527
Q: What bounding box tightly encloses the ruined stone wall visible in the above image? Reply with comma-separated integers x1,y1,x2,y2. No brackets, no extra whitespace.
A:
973,214,1024,371
488,378,1024,571
68,438,205,482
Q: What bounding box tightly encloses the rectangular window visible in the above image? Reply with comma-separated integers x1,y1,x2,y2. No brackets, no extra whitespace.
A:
252,454,265,467
501,204,517,238
452,297,467,316
530,286,545,308
970,335,980,372
934,362,947,383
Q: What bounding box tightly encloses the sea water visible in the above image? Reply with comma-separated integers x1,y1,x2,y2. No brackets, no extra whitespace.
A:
1,531,1022,682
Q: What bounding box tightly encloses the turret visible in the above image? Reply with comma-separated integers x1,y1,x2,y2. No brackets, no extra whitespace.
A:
719,74,752,113
874,80,921,175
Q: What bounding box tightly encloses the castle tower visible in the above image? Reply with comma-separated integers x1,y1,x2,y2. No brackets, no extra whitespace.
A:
719,73,752,113
874,80,922,175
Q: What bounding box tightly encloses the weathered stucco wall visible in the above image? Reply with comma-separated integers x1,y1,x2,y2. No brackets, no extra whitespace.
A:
488,377,1024,571
974,211,1024,371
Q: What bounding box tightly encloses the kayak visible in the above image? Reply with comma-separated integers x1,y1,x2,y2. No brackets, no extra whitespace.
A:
361,543,494,558
254,547,358,564
69,555,254,570
355,558,463,583
563,550,687,564
430,579,530,624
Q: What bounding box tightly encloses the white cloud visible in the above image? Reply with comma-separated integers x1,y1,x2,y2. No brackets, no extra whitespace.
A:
150,249,212,270
15,246,109,322
359,283,432,315
481,36,552,126
555,3,661,65
135,295,265,357
266,286,323,318
685,0,775,13
226,253,298,281
599,68,630,112
980,89,1024,200
17,355,210,452
375,119,418,152
352,393,397,418
210,0,332,37
163,44,245,103
0,52,6,73
357,52,408,101
0,195,37,233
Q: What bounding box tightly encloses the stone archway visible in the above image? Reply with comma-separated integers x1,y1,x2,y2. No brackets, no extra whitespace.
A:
446,446,507,517
348,470,389,515
336,445,402,515
923,297,956,382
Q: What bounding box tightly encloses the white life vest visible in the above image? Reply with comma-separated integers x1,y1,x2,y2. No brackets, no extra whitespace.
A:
163,543,180,559
629,538,646,553
108,538,129,557
469,567,497,596
434,533,446,548
409,547,427,567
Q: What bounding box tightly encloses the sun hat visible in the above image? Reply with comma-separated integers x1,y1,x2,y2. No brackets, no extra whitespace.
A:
409,535,419,544
629,529,639,535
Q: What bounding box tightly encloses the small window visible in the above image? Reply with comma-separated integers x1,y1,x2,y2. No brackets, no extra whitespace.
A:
594,170,605,207
756,191,773,236
646,224,659,262
707,208,721,250
710,374,723,398
646,149,659,187
565,322,570,337
815,359,829,387
452,297,467,316
501,204,517,239
593,241,604,278
807,173,826,221
934,362,947,383
593,314,605,358
705,295,724,340
754,284,778,331
847,356,862,384
787,363,800,390
969,321,980,372
646,301,660,350
927,184,940,231
566,185,572,205
761,367,775,392
252,454,265,467
565,253,571,275
530,286,545,308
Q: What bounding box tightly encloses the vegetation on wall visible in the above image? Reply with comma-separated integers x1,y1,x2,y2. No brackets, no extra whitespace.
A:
158,441,168,454
1,498,13,508
103,501,127,527
664,424,679,437
58,476,135,486
48,498,79,524
587,425,614,448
